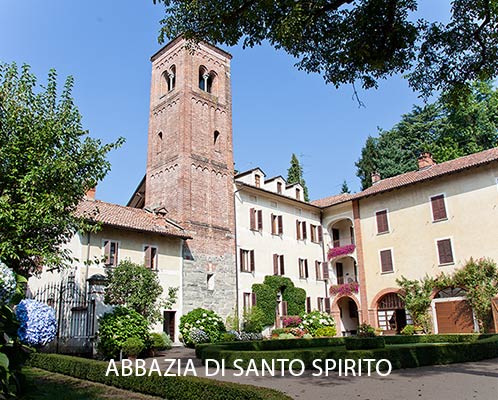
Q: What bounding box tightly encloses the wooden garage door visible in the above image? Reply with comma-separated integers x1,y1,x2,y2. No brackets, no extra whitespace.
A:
435,301,474,333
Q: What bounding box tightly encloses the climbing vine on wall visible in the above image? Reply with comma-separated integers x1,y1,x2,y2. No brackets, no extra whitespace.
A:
252,275,306,326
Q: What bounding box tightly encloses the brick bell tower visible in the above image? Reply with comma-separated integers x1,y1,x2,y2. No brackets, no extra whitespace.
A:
145,37,236,317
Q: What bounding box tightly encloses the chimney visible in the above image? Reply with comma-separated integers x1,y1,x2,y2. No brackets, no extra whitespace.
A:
85,187,96,200
418,152,435,170
371,171,381,185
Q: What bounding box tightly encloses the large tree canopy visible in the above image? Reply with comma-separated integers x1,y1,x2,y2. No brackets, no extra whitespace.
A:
355,80,498,188
154,0,498,98
0,63,123,277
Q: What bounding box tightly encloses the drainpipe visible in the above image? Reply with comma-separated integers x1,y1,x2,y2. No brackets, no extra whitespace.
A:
320,209,328,299
233,186,241,329
84,231,91,300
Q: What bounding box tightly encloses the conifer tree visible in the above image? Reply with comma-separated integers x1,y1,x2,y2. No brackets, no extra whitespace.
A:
341,180,351,194
287,154,309,201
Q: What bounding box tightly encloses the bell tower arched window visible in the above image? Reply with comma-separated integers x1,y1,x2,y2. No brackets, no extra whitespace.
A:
167,65,176,91
199,66,215,93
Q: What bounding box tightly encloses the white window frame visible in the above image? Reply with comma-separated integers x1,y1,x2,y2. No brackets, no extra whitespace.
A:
239,249,254,273
435,236,455,266
298,258,308,280
429,192,449,223
375,208,390,235
378,247,395,274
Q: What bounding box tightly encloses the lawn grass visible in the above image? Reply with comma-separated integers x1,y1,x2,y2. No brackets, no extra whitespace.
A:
20,367,162,400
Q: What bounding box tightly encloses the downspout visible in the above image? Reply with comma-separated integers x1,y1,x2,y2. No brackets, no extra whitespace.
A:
85,231,91,299
233,186,241,329
320,209,328,299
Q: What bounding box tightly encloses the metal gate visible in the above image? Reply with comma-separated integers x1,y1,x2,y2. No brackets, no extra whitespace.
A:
28,274,95,354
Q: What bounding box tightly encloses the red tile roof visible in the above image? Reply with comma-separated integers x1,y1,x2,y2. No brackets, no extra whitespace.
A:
76,199,191,239
313,147,498,208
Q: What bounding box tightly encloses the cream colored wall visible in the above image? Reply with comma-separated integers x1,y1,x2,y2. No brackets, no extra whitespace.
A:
235,187,327,321
28,227,184,341
359,164,498,315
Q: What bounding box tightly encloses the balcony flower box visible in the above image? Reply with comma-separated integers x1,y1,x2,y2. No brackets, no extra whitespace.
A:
327,244,355,260
329,282,359,296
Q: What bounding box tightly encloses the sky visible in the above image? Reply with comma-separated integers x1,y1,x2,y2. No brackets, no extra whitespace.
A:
0,1,451,204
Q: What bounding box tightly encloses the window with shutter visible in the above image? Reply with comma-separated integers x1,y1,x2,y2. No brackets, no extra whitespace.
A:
278,215,283,235
317,297,324,312
144,245,158,269
380,249,394,273
431,194,447,221
251,292,257,307
257,209,263,231
376,210,389,234
299,258,309,279
324,298,331,314
315,261,322,280
273,254,279,275
437,239,454,264
306,297,311,313
318,226,323,242
296,220,301,240
271,214,276,234
240,249,254,272
322,262,329,280
104,240,119,266
249,208,256,230
281,301,288,316
302,221,307,240
280,255,285,275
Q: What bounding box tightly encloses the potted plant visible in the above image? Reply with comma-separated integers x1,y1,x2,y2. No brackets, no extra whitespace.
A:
122,337,145,360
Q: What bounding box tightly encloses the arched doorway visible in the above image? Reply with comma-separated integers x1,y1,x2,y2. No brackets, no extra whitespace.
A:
432,287,477,333
377,292,409,334
335,296,359,336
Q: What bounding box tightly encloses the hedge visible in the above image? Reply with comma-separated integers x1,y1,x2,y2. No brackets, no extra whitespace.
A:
382,333,496,345
344,337,385,350
196,337,345,359
27,353,291,400
196,334,498,371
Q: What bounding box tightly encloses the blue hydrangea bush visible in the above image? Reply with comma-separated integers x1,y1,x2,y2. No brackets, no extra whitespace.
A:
179,308,226,347
15,299,57,346
0,262,16,305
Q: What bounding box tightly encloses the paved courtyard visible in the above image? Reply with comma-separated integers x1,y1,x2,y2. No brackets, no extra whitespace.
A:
148,347,498,400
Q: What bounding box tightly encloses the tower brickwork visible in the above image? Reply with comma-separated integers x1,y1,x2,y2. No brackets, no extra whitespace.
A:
145,37,236,317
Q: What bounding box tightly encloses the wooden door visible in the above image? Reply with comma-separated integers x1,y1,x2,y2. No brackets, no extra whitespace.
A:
435,301,474,333
336,262,344,284
163,311,176,340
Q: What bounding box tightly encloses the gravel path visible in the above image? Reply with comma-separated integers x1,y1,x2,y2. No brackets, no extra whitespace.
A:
148,347,498,400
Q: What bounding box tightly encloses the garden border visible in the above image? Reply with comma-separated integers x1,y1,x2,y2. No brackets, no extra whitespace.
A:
27,353,291,400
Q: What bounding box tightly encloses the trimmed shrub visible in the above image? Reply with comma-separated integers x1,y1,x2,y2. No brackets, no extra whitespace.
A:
220,332,237,342
122,337,145,357
197,334,498,371
28,353,292,400
345,336,385,350
179,308,225,347
97,307,150,359
401,325,415,335
315,326,337,337
357,323,376,337
150,332,172,351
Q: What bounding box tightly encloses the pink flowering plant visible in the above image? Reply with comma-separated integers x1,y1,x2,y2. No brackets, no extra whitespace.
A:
327,244,356,260
329,282,359,296
282,315,302,328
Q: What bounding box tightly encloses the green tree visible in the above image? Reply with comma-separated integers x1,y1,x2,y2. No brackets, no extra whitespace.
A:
340,180,350,194
287,153,309,201
396,276,435,333
154,0,498,98
356,82,498,189
104,260,178,323
0,63,123,277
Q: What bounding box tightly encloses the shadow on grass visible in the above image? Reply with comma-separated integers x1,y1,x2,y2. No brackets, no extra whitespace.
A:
20,368,161,400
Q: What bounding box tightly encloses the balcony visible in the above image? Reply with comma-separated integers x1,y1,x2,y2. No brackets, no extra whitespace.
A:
329,281,359,297
327,241,355,260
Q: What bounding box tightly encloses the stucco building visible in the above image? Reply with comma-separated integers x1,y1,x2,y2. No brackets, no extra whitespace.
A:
28,37,498,345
